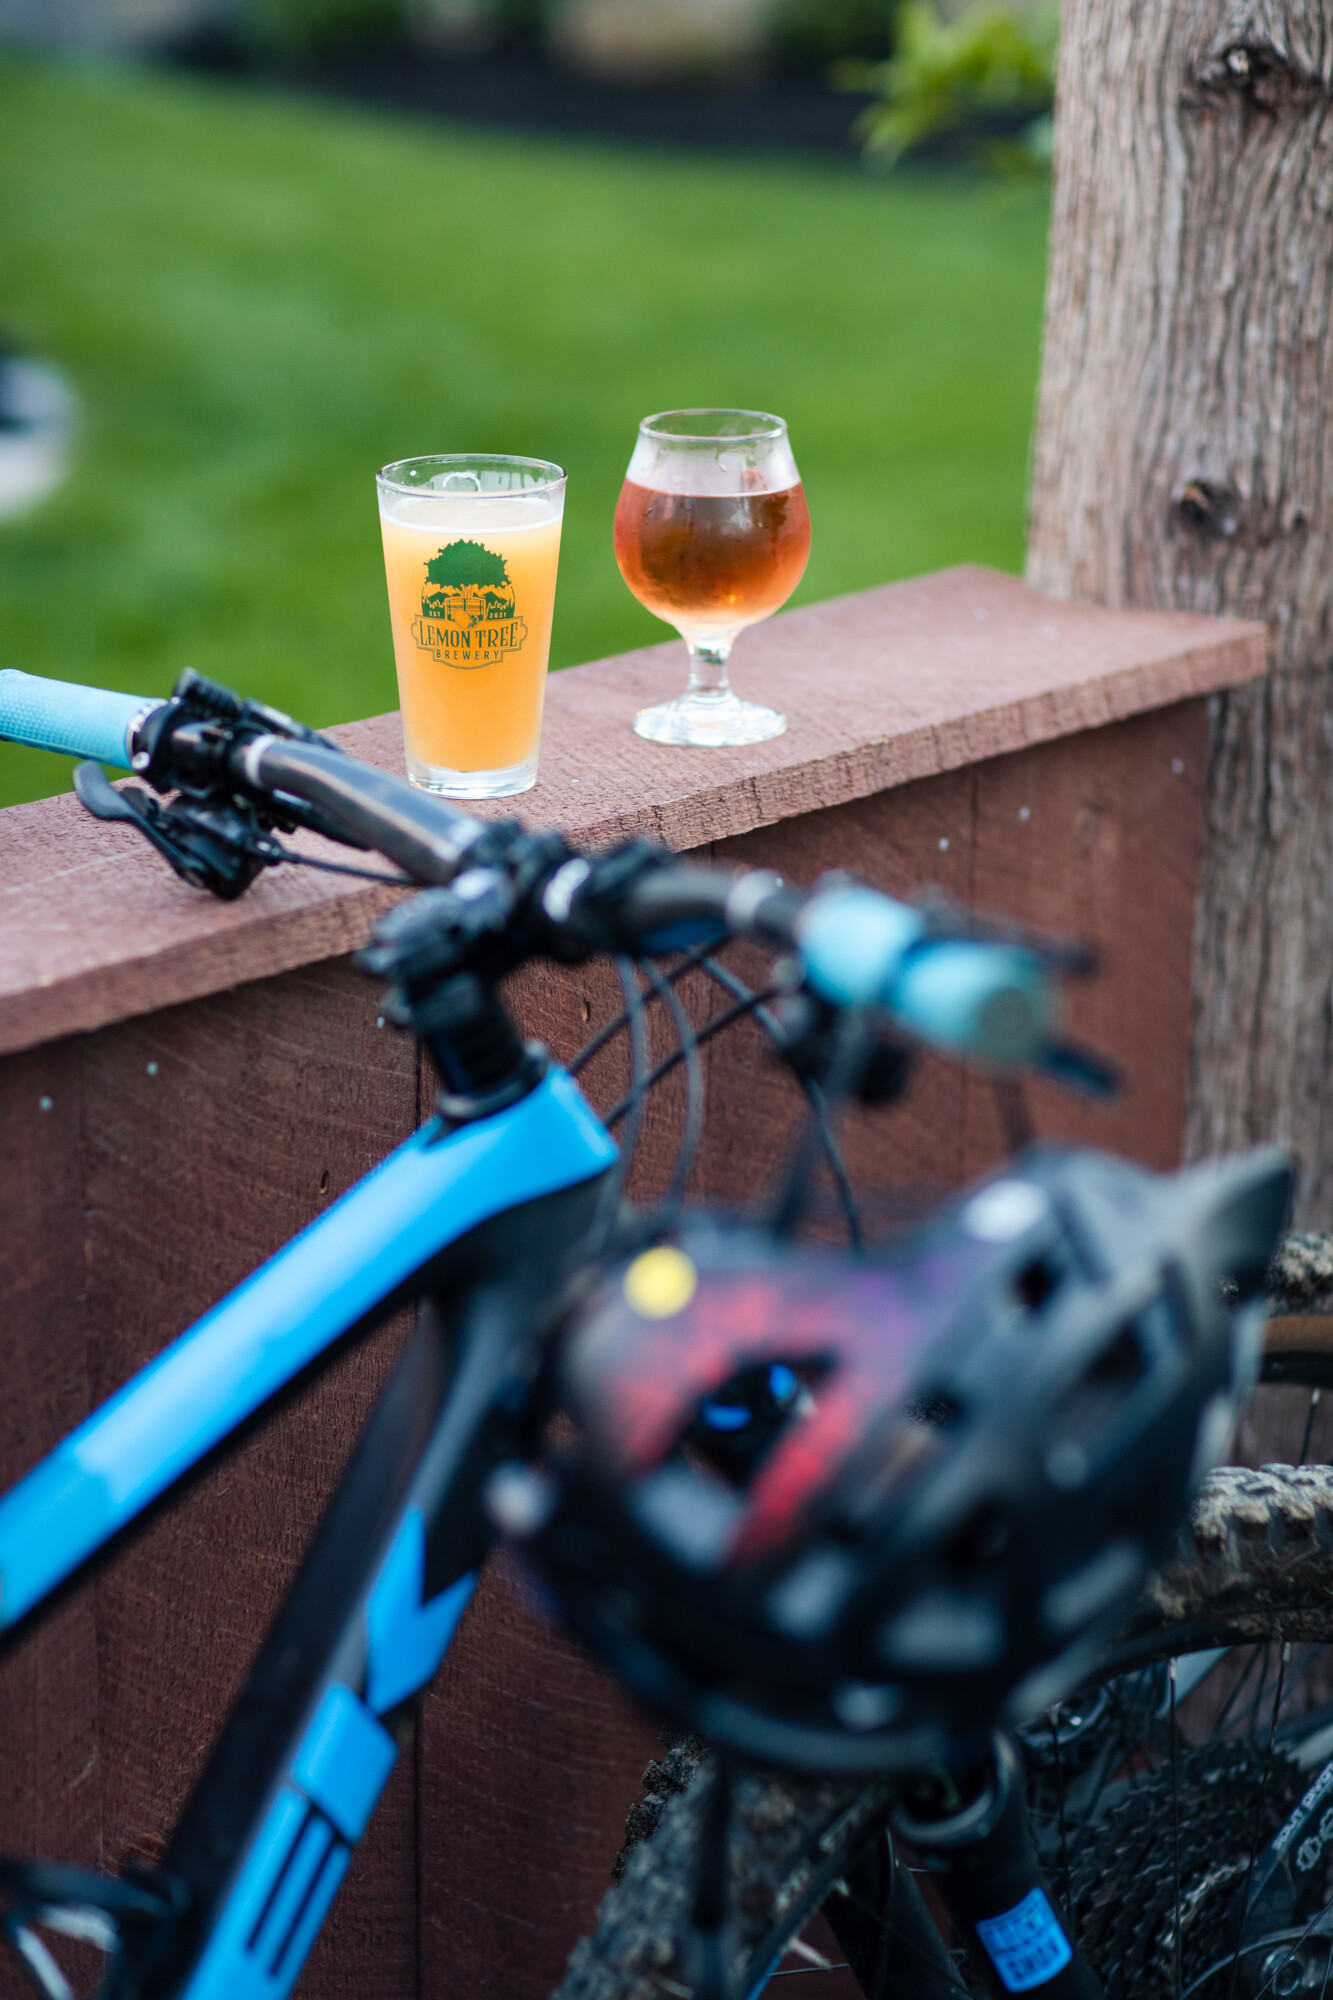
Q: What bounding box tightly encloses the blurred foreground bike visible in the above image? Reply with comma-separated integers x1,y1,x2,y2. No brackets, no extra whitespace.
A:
0,664,1315,2000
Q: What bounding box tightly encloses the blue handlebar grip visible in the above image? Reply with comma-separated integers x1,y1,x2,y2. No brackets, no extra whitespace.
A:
797,884,926,1007
0,670,159,768
888,943,1056,1066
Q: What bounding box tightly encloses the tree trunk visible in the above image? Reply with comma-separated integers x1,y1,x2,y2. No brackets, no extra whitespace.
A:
1027,1,1333,1222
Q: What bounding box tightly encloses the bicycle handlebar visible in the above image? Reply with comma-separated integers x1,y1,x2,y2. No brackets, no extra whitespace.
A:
0,669,162,767
1,666,1074,1076
233,745,1046,1071
240,736,487,884
613,871,1055,1067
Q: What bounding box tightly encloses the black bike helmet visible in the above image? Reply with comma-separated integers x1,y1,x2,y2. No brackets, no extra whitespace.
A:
488,1146,1291,1773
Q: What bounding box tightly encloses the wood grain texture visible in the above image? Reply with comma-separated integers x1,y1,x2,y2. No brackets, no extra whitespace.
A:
961,702,1209,1174
418,1554,659,2000
0,961,422,1994
1027,0,1333,1221
0,567,1261,1058
84,962,421,1992
0,1042,101,1874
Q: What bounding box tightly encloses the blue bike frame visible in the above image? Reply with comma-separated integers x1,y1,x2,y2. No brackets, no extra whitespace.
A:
0,1064,616,2000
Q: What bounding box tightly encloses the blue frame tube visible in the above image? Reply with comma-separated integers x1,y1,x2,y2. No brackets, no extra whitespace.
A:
0,1068,615,1629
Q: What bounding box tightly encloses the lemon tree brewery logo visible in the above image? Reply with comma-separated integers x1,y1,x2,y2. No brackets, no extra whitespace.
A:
412,540,528,670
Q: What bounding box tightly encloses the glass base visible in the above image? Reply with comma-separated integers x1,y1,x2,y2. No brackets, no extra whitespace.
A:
633,690,787,748
405,749,537,797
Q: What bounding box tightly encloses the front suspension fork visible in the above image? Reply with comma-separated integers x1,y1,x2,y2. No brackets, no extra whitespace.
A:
891,1733,1103,2000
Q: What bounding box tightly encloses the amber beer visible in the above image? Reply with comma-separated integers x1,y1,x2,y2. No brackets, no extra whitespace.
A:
612,410,810,749
613,482,812,636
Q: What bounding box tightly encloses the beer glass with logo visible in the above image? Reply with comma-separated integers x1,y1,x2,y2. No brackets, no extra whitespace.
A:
377,453,565,796
613,409,810,747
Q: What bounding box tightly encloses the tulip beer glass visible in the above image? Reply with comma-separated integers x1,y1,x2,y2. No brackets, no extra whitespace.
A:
613,409,810,747
377,454,565,796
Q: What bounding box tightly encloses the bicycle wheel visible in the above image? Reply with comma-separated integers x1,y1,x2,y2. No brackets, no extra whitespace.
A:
559,955,1333,2000
554,1461,1333,2000
1244,1239,1333,1469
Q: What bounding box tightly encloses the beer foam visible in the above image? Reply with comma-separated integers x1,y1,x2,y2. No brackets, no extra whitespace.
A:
378,488,562,533
625,432,800,497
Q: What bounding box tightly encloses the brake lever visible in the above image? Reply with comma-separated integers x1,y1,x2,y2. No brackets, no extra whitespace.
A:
909,891,1118,1097
73,761,271,900
1036,1039,1122,1099
73,759,158,831
914,888,1098,975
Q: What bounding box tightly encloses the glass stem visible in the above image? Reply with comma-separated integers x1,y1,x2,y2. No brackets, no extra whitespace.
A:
686,637,734,702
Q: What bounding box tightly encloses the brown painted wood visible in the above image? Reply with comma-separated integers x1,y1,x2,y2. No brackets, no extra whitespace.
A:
0,567,1262,1058
418,1554,660,2000
0,1042,101,1874
961,700,1208,1174
84,961,421,1992
0,963,423,1995
0,575,1257,2000
1264,1315,1333,1356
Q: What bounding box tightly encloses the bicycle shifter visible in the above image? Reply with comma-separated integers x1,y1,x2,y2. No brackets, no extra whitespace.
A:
73,760,274,900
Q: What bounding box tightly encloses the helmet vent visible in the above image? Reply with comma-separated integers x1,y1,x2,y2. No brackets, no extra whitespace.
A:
1053,1320,1150,1446
1014,1252,1062,1315
684,1360,821,1488
880,1589,1005,1670
903,1389,963,1430
946,1502,1012,1572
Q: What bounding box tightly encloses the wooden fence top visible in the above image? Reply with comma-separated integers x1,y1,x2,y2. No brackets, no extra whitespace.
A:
0,564,1265,1057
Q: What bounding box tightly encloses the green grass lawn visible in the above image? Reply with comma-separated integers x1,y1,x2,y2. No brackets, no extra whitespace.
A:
0,56,1048,807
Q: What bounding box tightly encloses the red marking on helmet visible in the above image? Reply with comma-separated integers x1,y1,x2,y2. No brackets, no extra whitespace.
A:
578,1264,929,1558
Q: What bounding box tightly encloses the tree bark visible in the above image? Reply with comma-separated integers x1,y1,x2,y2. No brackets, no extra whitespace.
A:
1027,1,1333,1221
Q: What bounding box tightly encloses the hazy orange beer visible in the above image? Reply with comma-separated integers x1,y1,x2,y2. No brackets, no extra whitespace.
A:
377,454,565,797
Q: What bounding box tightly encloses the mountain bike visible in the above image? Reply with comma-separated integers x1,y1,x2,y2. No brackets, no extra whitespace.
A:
0,663,1117,2000
0,662,1323,2000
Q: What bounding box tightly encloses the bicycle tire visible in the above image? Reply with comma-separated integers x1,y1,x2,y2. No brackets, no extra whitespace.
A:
553,1461,1333,2000
1261,1314,1333,1391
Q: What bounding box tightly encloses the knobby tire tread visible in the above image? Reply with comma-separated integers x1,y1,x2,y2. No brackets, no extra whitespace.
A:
553,1462,1333,2000
1130,1462,1333,1645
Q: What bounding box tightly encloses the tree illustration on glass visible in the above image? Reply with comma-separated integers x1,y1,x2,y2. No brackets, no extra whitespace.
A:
422,539,516,627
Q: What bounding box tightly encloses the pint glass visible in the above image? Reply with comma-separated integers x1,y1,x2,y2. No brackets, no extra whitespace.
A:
377,454,566,797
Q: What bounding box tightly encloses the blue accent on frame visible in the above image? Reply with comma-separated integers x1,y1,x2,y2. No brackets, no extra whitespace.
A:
365,1507,477,1717
290,1684,397,1841
245,1811,338,1982
974,1888,1073,1993
179,1782,351,2000
183,1681,401,1999
0,1070,615,1627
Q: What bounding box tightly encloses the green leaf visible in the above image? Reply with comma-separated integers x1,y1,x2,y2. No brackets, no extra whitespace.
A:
425,539,510,588
853,0,1057,172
